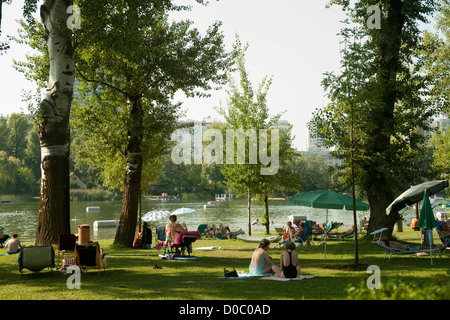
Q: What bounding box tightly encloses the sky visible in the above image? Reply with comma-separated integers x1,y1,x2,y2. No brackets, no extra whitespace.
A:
0,1,437,151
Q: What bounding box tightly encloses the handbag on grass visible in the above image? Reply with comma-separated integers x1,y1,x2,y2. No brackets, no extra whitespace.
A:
224,268,238,277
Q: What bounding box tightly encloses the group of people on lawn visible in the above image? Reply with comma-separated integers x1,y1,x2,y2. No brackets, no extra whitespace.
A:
279,219,356,246
248,218,450,279
3,214,448,280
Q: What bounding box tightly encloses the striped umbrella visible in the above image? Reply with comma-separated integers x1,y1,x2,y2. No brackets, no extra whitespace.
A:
141,210,171,222
172,208,196,215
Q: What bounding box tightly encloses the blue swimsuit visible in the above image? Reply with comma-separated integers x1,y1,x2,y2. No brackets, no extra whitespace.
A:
249,252,266,275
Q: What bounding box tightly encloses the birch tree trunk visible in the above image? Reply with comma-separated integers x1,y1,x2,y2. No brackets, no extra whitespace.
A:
114,95,143,246
35,0,74,245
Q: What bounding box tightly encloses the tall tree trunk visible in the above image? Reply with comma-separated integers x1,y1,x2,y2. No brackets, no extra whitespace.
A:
367,184,399,233
366,0,404,237
114,95,143,247
264,194,270,235
35,0,74,245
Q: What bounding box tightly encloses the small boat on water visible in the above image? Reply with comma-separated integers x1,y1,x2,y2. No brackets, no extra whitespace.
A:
237,234,282,243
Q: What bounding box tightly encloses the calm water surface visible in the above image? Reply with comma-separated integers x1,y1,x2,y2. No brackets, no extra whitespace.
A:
0,198,417,242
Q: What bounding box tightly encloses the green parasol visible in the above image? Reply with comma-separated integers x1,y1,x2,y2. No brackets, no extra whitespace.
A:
290,190,370,260
418,189,436,265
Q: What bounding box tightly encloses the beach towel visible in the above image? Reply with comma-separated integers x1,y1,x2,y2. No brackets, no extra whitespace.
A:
195,246,221,250
260,275,317,281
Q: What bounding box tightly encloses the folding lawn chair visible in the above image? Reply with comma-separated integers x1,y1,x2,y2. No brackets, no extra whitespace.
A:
166,231,202,256
275,220,314,247
56,233,77,266
435,221,450,252
294,220,314,245
275,227,285,236
74,243,106,274
370,228,444,262
197,224,209,237
18,245,55,277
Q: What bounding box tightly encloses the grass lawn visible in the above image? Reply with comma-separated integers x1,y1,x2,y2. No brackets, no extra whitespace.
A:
0,228,449,301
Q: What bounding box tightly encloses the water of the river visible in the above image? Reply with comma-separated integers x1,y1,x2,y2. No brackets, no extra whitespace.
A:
0,198,420,242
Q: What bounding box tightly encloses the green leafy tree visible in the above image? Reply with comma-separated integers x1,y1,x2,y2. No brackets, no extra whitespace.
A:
0,115,10,151
287,154,331,193
426,1,450,197
6,113,30,160
0,150,20,194
310,0,440,236
422,0,450,113
254,126,302,234
0,0,12,53
74,0,231,246
430,127,450,186
23,121,42,184
216,36,288,235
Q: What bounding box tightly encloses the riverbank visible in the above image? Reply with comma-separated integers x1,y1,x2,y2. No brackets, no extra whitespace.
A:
0,229,448,301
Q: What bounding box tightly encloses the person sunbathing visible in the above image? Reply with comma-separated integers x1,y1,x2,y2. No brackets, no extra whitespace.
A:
327,225,355,236
374,237,447,252
436,220,450,244
292,220,303,238
281,221,295,242
217,225,242,237
205,224,217,236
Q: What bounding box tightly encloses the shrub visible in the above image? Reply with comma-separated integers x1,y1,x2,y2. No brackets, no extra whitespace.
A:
346,276,450,300
70,188,121,201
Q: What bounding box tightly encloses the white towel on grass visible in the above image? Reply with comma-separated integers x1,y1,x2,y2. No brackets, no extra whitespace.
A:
260,275,317,281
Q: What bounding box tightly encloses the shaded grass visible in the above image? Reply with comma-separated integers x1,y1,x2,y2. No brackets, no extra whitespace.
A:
0,229,448,300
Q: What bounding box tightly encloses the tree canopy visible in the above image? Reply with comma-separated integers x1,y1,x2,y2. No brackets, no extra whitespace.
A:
310,0,441,235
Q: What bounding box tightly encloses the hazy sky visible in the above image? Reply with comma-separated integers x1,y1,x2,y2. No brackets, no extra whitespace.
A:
0,1,436,150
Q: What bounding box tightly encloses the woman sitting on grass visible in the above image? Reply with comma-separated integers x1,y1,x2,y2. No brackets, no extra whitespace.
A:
249,239,276,275
274,242,301,278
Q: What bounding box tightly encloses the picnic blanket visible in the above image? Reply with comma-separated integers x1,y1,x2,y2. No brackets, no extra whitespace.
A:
260,275,317,281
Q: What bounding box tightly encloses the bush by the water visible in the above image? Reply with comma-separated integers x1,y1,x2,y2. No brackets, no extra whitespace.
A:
70,189,121,201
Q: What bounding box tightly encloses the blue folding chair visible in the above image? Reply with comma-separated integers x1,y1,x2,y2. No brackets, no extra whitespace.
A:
295,220,313,245
276,220,314,247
